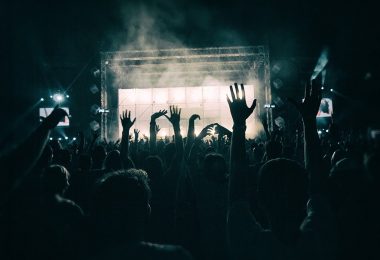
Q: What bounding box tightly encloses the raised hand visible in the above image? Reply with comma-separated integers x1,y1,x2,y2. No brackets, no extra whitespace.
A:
134,129,140,140
288,77,322,120
165,105,181,129
197,123,216,139
189,114,200,122
120,110,136,131
42,106,68,129
215,123,232,137
155,124,161,134
151,109,168,121
227,83,257,126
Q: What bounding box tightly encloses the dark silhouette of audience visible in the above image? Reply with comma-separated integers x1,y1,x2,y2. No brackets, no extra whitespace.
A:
1,75,379,260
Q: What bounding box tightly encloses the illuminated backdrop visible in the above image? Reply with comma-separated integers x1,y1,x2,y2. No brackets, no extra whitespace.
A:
101,46,271,140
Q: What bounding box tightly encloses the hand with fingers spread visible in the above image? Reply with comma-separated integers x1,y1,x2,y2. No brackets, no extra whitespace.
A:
120,110,136,131
151,109,168,121
227,83,257,126
215,123,232,138
165,105,181,131
197,123,217,140
288,78,322,121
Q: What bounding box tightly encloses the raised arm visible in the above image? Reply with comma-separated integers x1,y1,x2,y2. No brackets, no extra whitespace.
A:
184,114,200,159
132,129,139,158
165,105,184,162
120,110,136,168
289,78,324,193
149,110,167,155
227,83,257,203
1,107,67,200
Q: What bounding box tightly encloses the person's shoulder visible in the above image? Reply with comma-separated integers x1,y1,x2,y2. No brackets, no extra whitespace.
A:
55,195,84,217
138,242,192,259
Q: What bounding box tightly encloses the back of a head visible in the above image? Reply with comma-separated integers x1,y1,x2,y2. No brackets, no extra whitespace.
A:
143,156,164,183
258,158,308,221
41,164,70,195
104,150,122,171
91,169,151,240
55,148,72,168
203,153,227,181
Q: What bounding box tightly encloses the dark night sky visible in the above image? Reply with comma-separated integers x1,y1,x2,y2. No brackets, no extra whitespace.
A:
1,0,379,141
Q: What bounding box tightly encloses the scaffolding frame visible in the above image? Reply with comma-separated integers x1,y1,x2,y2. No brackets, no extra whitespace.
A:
100,46,272,140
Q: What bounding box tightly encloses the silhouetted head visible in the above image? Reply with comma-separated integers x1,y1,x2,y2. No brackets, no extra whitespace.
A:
143,156,164,183
329,158,364,207
202,153,227,181
41,165,70,195
49,140,62,154
104,150,122,171
257,158,308,227
91,169,151,242
54,148,72,168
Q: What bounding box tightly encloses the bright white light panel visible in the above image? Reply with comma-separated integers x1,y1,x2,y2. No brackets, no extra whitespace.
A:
118,85,256,138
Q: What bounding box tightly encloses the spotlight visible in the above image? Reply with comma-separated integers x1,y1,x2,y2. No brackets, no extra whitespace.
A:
73,137,77,141
53,94,64,102
66,95,70,98
50,95,53,98
58,137,62,141
65,137,69,140
40,98,44,101
330,89,333,92
318,130,322,134
49,137,53,140
326,129,329,133
321,87,324,90
105,61,109,65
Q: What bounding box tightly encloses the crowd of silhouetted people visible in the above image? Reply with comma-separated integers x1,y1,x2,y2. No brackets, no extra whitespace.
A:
0,79,379,260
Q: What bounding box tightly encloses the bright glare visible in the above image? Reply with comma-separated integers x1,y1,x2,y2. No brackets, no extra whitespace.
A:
53,94,64,102
118,84,257,139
